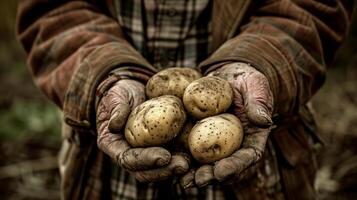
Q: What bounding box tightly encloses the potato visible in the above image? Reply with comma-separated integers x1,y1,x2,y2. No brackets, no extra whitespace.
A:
188,113,243,163
183,76,233,119
125,95,186,147
146,67,202,99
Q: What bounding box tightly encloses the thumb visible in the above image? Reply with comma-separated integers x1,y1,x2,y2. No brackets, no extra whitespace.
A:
120,147,171,171
133,154,189,182
211,62,273,127
246,102,272,127
245,72,273,127
108,102,131,132
104,79,145,133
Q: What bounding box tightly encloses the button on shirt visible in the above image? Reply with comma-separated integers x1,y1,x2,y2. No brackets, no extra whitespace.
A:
114,0,212,69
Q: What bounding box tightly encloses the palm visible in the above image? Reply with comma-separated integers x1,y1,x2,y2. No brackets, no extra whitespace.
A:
96,79,190,182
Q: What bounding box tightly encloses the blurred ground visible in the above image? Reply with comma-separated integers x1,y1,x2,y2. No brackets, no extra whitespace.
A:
0,1,356,200
0,1,61,199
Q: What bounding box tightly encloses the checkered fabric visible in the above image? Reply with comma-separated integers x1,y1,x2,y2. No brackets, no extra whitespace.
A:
16,0,353,199
114,0,212,70
109,1,234,199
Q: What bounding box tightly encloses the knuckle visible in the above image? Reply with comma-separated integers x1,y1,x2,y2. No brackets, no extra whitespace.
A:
117,152,125,167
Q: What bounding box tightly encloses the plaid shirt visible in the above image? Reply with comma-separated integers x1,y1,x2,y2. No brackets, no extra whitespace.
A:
16,0,353,199
108,3,283,200
114,0,211,70
110,1,231,199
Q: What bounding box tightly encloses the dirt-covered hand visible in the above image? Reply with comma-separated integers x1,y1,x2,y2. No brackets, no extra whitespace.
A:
181,62,273,187
96,79,190,182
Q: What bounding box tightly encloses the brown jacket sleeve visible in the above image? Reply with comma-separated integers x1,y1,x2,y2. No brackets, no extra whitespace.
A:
16,0,156,129
200,0,354,116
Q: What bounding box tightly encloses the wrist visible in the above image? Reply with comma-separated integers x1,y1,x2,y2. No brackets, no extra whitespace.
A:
95,66,150,112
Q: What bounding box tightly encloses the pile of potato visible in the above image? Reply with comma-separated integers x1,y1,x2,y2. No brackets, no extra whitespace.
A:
124,68,244,164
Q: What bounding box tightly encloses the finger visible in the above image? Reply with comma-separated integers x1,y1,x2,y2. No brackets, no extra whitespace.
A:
121,147,172,171
120,79,146,108
213,63,273,126
105,80,146,132
171,152,191,175
244,72,273,127
97,126,131,164
96,99,131,159
97,113,171,171
243,127,270,152
213,148,257,182
97,131,171,172
108,103,131,133
219,161,261,185
180,169,196,189
195,165,214,187
134,154,190,182
213,128,269,182
102,82,130,115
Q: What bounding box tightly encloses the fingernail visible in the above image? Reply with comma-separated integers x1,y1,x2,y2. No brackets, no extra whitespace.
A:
174,164,189,175
156,156,170,166
265,115,273,126
257,108,273,126
183,180,195,189
197,181,210,188
108,114,121,132
180,169,195,189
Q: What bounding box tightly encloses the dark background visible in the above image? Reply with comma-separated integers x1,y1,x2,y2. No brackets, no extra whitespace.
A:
0,1,356,199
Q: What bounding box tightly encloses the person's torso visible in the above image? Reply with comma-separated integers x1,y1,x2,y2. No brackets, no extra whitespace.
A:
112,0,212,70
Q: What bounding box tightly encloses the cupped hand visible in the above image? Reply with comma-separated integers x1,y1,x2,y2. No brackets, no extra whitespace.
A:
96,79,190,182
181,62,273,187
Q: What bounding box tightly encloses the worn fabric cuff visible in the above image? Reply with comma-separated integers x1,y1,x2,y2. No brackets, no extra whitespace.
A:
63,41,156,131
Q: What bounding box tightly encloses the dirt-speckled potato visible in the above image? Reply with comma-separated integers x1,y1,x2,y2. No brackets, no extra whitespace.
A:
125,95,186,147
146,67,202,99
183,76,233,119
188,113,243,163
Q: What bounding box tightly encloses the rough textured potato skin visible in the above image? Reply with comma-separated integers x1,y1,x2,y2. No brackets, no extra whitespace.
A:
188,114,243,163
183,76,233,119
146,67,202,99
125,95,186,147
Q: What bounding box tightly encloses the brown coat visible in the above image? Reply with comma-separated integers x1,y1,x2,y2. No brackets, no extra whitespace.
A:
16,0,353,199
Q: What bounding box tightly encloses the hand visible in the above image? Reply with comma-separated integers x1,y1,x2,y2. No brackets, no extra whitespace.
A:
181,62,273,187
96,79,190,182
